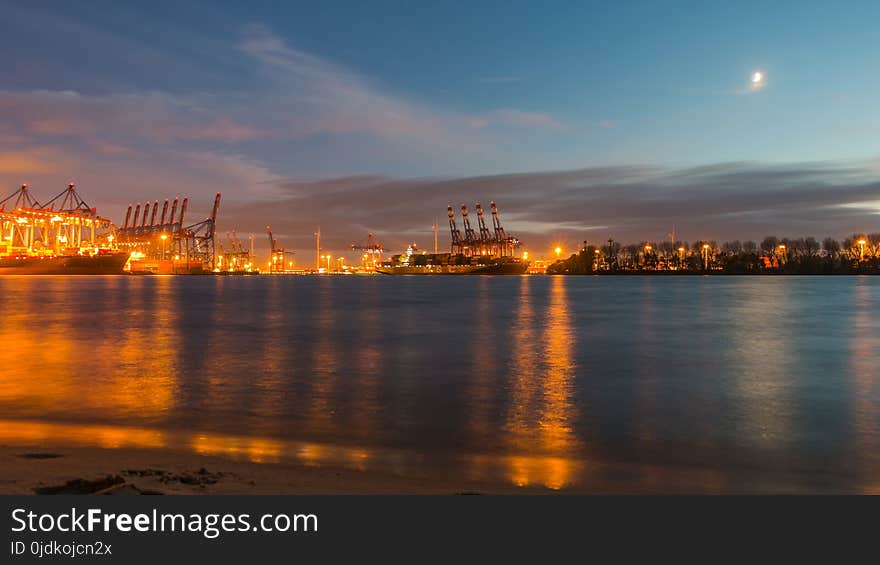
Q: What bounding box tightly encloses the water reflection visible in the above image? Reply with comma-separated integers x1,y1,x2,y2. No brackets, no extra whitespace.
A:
346,278,384,470
2,275,879,492
249,278,288,435
502,276,583,489
464,277,503,456
850,280,880,492
305,278,340,438
0,277,177,422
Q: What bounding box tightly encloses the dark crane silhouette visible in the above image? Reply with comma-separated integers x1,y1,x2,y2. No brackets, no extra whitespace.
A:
266,225,293,273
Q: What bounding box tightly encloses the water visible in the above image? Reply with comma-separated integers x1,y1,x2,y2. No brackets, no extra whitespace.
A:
1,275,878,493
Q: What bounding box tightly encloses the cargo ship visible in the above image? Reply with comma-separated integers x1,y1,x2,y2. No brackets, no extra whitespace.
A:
0,251,130,275
376,254,528,275
375,202,529,275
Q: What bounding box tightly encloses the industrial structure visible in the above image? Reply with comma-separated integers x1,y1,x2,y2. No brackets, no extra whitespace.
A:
115,193,221,274
0,183,128,274
447,201,520,256
218,230,256,274
350,232,384,270
1,182,115,255
377,201,528,275
266,225,294,273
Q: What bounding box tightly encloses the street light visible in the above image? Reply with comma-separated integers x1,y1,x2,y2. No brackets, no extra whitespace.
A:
858,238,867,261
702,243,710,270
160,234,168,260
554,246,562,259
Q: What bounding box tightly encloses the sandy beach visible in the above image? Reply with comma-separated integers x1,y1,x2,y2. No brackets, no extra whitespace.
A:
5,439,870,495
0,444,563,495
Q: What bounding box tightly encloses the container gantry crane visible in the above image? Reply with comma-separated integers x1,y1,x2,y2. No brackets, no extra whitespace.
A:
266,225,293,273
350,232,383,269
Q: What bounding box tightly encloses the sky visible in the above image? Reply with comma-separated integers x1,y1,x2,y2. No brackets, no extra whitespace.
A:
1,0,879,259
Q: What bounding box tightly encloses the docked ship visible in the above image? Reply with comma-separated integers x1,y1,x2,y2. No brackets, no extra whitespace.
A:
0,252,130,275
376,253,528,275
1,183,128,275
376,202,529,275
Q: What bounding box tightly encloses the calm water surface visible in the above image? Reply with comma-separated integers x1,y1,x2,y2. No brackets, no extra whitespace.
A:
1,275,878,492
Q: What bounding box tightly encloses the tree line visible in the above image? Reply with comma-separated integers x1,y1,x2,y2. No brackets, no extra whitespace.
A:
547,233,880,274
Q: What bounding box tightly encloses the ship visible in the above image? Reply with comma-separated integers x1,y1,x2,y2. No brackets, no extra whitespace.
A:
376,254,528,275
375,202,529,275
0,251,130,275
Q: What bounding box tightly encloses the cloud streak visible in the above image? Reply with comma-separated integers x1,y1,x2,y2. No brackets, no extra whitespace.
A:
238,24,566,143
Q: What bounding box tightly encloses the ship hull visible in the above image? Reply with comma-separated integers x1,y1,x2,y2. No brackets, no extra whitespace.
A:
376,259,528,275
0,253,129,275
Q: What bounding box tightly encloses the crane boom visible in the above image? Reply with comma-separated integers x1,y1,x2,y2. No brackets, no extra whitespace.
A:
447,205,463,253
266,226,276,253
475,203,493,252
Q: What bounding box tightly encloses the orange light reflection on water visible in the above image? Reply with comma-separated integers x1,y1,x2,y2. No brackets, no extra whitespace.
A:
501,276,584,490
0,277,177,420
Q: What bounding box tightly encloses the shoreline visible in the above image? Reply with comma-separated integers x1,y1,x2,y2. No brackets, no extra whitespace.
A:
2,442,872,495
0,444,557,495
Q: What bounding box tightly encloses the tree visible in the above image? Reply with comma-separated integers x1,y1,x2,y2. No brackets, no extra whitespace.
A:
868,234,880,259
722,240,742,255
804,236,820,257
822,238,839,257
657,240,674,258
760,236,779,255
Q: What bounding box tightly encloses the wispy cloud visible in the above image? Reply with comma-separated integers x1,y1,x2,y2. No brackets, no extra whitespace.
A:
466,109,568,132
238,24,565,141
0,90,268,146
476,76,525,84
0,146,74,174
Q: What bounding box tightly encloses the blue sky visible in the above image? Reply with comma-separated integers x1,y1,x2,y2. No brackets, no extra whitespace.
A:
2,1,879,255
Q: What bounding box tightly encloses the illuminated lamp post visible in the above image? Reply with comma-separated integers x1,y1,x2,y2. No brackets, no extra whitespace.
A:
160,234,168,260
554,246,562,260
777,243,786,266
858,239,867,261
702,243,710,270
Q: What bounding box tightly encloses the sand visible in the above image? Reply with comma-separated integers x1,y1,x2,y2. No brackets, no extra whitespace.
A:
0,445,556,495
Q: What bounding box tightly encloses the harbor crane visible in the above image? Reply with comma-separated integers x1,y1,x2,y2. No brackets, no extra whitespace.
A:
460,204,478,254
448,205,464,254
490,201,520,256
218,229,254,272
475,203,494,255
350,232,383,269
266,225,292,273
